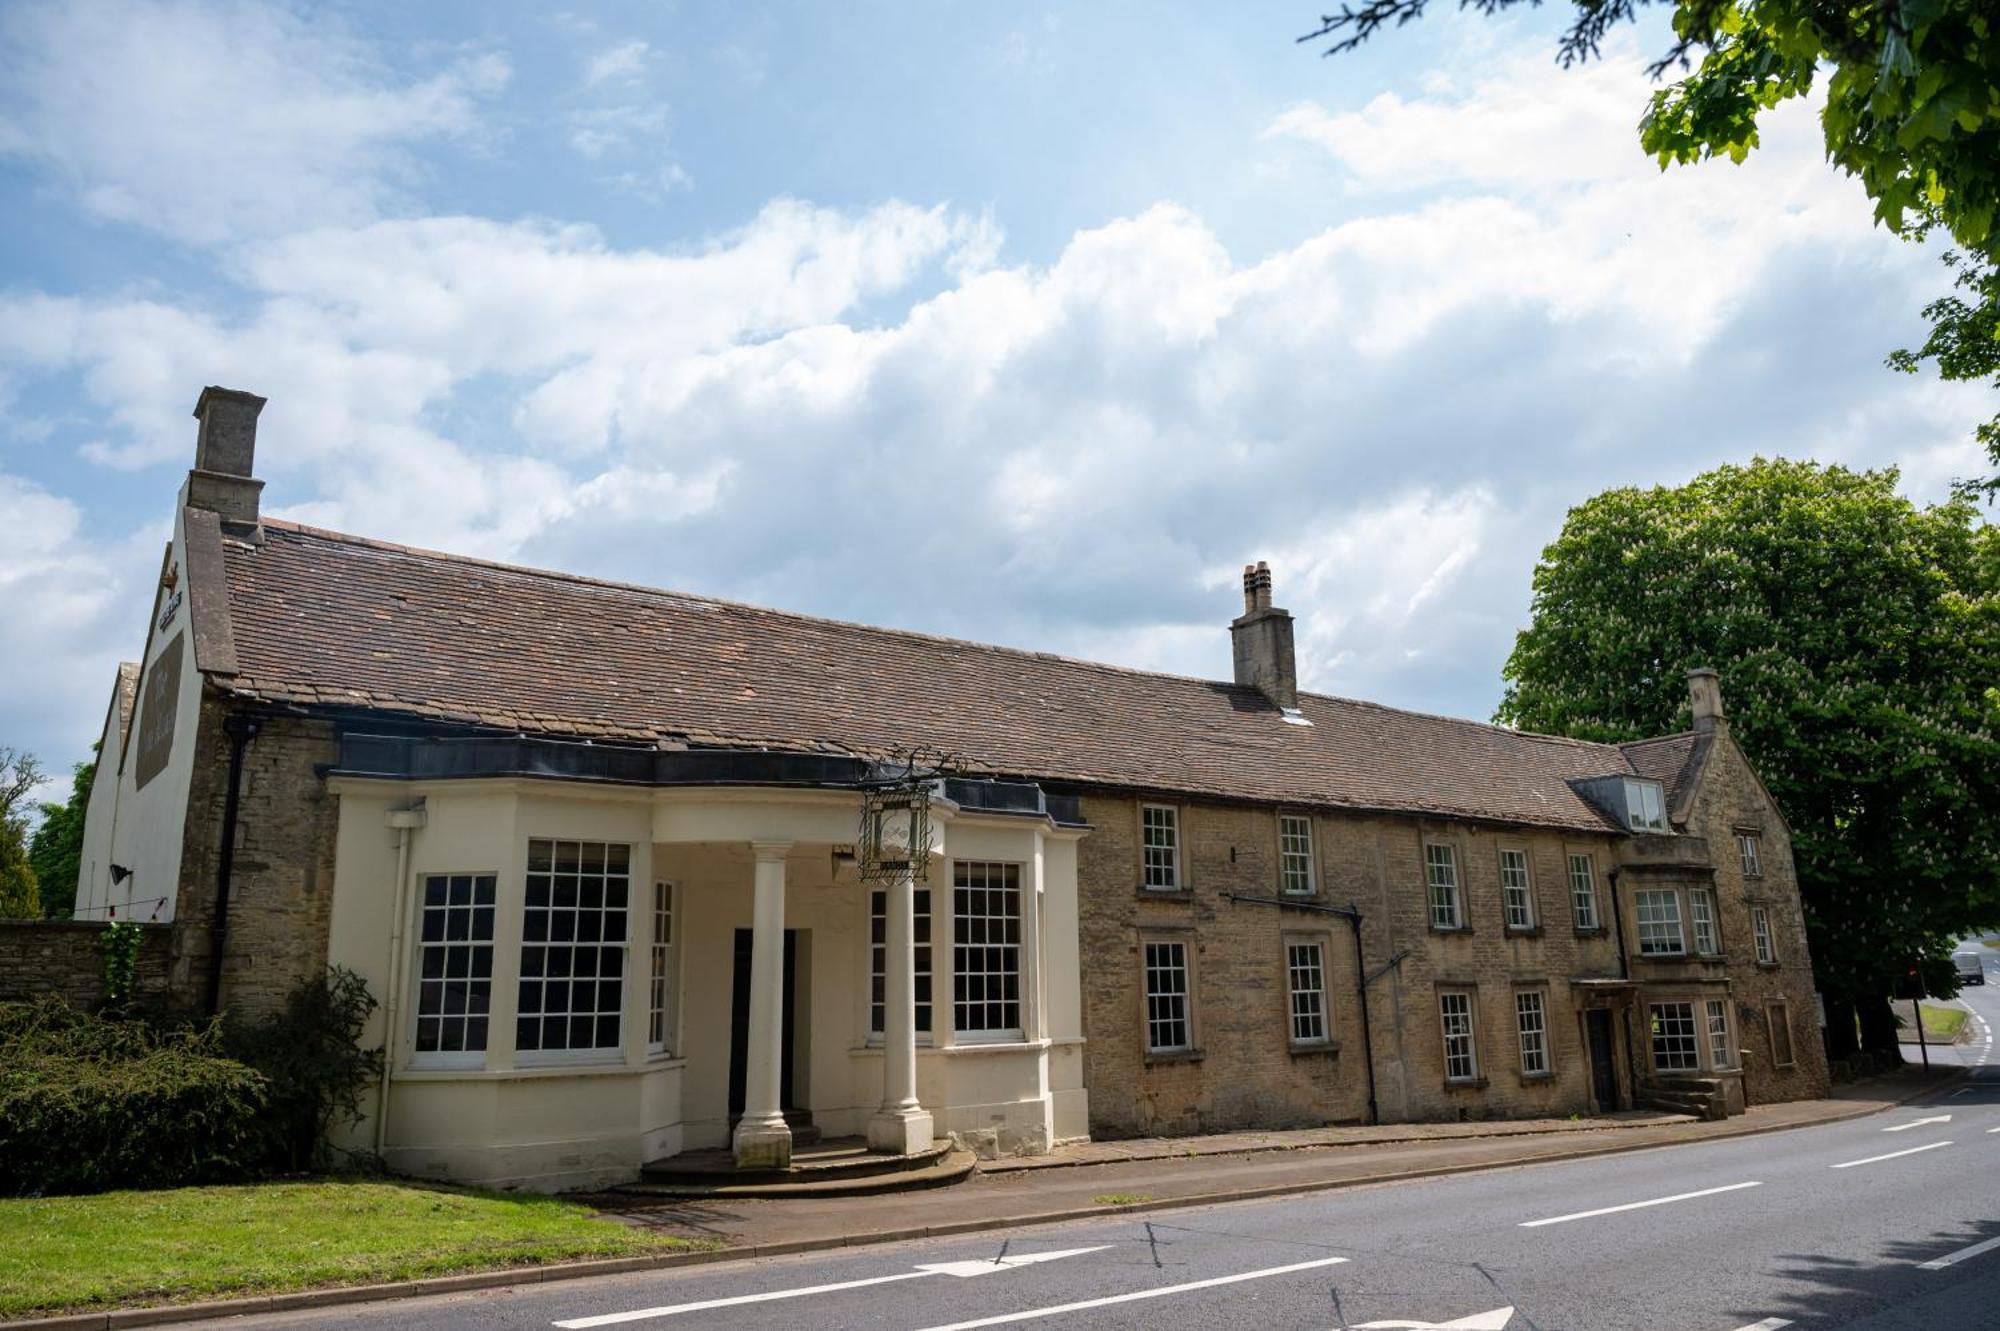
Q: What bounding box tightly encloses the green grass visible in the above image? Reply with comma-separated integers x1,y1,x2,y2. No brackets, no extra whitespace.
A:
1918,1005,1971,1041
1093,1193,1154,1206
0,1179,714,1318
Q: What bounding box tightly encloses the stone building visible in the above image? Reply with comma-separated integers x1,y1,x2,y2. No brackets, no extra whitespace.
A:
70,386,1828,1190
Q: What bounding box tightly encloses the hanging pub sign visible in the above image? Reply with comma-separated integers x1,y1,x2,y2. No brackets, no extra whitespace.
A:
858,780,933,883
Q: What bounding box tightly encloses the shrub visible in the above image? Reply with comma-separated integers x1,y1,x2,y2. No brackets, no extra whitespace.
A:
224,967,384,1173
0,998,268,1195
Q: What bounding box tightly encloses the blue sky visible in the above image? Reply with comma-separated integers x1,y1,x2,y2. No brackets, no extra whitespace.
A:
1,0,1992,792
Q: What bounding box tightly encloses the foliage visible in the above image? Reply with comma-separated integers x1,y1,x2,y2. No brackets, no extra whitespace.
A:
0,998,269,1196
0,1179,713,1319
1497,460,2000,1044
0,747,43,920
1303,0,2000,488
222,968,385,1174
1888,249,2000,496
28,756,93,921
100,922,143,1007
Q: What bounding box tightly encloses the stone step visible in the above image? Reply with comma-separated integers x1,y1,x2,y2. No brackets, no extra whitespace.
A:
637,1136,956,1187
617,1146,976,1200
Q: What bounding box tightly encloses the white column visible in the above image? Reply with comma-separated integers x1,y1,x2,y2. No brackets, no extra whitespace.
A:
733,841,793,1169
868,864,935,1155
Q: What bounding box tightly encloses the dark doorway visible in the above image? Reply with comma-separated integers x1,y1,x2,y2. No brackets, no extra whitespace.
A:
1586,1008,1619,1111
729,928,798,1119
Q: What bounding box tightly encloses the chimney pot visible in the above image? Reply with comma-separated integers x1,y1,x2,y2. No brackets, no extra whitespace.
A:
1687,666,1725,732
1231,559,1297,711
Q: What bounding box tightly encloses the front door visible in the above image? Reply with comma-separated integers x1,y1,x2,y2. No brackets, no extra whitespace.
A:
1586,1008,1619,1111
728,928,797,1118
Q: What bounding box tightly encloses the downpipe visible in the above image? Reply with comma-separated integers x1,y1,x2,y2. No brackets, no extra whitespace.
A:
205,712,261,1016
375,802,427,1156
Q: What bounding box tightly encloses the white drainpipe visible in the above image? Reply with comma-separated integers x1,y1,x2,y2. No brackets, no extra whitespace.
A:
375,802,427,1156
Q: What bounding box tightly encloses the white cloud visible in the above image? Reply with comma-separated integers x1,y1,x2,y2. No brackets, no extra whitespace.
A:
584,39,651,87
0,0,509,245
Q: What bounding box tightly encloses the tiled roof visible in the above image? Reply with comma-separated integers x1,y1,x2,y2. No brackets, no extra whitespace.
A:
213,520,1651,832
1619,732,1709,823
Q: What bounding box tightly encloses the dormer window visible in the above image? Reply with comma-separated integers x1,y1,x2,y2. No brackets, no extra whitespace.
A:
1623,778,1668,832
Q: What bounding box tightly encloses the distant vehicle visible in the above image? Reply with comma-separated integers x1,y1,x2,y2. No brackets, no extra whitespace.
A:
1955,952,1986,987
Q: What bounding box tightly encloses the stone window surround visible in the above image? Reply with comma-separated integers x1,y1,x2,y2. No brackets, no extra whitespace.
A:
1513,984,1552,1080
1139,925,1200,1064
1497,844,1541,935
1644,988,1739,1075
1283,929,1337,1052
1751,905,1778,967
1767,1000,1798,1068
1735,827,1765,879
1424,838,1468,934
1648,999,1701,1072
1138,801,1185,894
1629,881,1733,964
1689,886,1723,957
1436,983,1485,1088
1565,847,1605,934
1276,811,1318,897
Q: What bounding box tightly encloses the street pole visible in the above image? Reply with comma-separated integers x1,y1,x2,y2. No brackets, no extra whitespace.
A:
1912,997,1929,1069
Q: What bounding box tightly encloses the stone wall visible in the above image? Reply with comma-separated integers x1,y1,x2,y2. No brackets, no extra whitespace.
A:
0,920,173,1007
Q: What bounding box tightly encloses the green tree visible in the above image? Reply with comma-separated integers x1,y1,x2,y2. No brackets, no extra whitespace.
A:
28,754,95,920
0,748,45,920
1498,460,2000,1059
1304,0,2000,488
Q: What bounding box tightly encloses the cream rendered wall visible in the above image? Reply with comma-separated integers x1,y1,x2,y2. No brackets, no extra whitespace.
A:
75,678,130,920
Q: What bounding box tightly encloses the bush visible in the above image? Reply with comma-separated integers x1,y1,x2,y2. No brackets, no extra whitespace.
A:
0,998,268,1195
224,967,384,1173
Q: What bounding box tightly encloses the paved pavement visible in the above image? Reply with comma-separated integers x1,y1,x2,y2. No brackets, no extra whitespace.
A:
210,1065,1996,1331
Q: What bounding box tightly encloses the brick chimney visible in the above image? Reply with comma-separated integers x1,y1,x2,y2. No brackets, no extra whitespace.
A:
1231,560,1298,712
1687,666,1725,733
182,386,266,532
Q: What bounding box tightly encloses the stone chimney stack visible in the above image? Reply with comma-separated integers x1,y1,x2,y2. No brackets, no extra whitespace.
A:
183,386,266,532
1231,560,1298,712
1687,666,1725,733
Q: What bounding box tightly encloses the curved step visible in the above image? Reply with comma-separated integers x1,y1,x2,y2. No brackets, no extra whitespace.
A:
638,1138,957,1187
616,1148,976,1200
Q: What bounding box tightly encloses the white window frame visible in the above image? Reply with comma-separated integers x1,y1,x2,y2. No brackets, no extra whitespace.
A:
517,839,632,1065
1439,990,1479,1082
1499,848,1536,930
1635,888,1685,956
1624,778,1668,832
1286,938,1330,1047
952,860,1023,1042
1426,842,1463,931
1278,814,1316,896
647,879,677,1056
1752,906,1776,964
1706,998,1733,1069
1140,804,1182,891
869,885,934,1043
1737,832,1763,878
1144,939,1194,1055
1650,1001,1700,1072
1690,888,1720,956
1568,852,1600,930
1515,989,1550,1077
410,871,497,1070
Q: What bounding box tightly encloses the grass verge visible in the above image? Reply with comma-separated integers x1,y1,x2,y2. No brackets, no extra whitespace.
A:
1912,1004,1970,1042
0,1179,715,1319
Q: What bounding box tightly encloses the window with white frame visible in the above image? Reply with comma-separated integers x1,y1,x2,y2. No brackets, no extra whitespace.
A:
1624,778,1668,832
1690,888,1719,955
1439,990,1478,1081
518,839,630,1057
1635,888,1685,955
1752,907,1775,964
1286,940,1329,1045
1426,843,1463,930
870,887,933,1038
1737,832,1763,877
414,873,496,1059
1499,849,1535,930
648,881,676,1054
953,861,1021,1038
1515,990,1549,1076
1769,1002,1796,1067
1141,805,1181,890
1568,853,1600,930
1279,815,1316,896
1706,999,1732,1069
1144,940,1192,1053
1649,1001,1699,1071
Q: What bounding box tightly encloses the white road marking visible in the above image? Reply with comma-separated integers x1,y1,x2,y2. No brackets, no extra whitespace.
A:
909,1254,1351,1330
1830,1141,1953,1169
1518,1181,1762,1228
1884,1114,1952,1131
1918,1235,2000,1271
1988,1125,2000,1133
1727,1320,1792,1330
1350,1307,1514,1329
551,1246,1110,1328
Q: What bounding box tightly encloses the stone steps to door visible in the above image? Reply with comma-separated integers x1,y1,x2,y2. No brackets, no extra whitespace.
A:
618,1139,974,1199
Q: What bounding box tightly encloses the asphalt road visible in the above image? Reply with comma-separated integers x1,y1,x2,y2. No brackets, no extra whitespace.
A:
232,1068,2000,1331
1898,939,1999,1071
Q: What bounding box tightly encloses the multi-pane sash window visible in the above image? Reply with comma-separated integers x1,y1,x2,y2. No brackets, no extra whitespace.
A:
648,881,675,1054
1279,815,1315,896
954,861,1021,1037
1141,805,1181,890
1769,1003,1796,1066
1568,853,1599,930
1635,889,1684,955
1439,991,1478,1081
1426,844,1462,930
518,839,629,1057
1706,999,1732,1069
1499,849,1535,930
1752,907,1775,964
870,887,933,1038
1650,1002,1699,1071
1737,833,1762,877
1690,889,1719,955
1286,941,1328,1045
1515,990,1549,1076
1144,941,1192,1053
1624,779,1668,832
414,873,496,1058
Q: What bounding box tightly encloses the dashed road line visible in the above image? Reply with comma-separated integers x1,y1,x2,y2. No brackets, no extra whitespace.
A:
1518,1181,1762,1228
1830,1141,1953,1169
909,1255,1352,1330
1728,1319,1793,1331
1918,1234,2000,1271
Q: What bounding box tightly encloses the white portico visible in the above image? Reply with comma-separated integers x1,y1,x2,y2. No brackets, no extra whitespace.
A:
322,737,1089,1191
